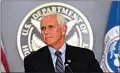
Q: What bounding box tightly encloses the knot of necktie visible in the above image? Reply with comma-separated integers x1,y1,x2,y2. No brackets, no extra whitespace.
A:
55,51,62,56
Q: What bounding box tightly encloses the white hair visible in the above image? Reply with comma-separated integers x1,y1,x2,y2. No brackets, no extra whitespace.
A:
42,12,66,25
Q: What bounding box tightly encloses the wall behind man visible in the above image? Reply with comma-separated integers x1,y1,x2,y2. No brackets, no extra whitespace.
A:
1,0,111,72
0,0,1,41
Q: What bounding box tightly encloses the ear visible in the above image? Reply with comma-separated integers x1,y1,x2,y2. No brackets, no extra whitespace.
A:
62,24,67,35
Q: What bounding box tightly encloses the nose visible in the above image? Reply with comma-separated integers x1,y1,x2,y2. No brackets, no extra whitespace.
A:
44,28,49,34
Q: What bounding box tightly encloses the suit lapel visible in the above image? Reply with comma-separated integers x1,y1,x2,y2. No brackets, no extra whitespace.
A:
65,44,74,73
46,47,55,72
42,46,55,72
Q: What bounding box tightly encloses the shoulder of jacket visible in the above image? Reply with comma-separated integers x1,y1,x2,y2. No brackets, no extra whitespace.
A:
67,44,94,55
24,46,47,61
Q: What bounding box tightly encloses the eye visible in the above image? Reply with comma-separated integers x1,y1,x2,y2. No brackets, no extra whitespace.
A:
48,25,54,28
41,27,46,31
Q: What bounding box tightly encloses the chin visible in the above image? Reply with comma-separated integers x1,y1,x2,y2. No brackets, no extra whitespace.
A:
45,42,53,46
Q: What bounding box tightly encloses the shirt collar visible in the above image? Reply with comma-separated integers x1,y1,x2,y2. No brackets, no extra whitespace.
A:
48,43,66,55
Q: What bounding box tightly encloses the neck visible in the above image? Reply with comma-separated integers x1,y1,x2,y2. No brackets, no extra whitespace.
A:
49,38,65,50
53,43,64,50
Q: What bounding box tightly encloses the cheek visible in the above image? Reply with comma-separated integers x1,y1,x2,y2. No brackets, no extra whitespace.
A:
54,30,62,37
41,33,45,39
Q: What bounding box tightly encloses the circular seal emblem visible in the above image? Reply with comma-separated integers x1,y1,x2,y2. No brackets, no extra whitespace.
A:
17,2,93,60
101,25,120,72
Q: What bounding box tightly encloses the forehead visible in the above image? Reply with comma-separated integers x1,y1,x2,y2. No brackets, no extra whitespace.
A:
41,14,58,26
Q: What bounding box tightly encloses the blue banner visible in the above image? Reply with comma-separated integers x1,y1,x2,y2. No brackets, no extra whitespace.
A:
100,1,120,72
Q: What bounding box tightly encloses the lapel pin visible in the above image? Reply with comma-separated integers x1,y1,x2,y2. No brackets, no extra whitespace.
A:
67,59,71,63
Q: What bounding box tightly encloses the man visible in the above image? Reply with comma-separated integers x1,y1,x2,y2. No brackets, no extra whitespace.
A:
24,13,103,73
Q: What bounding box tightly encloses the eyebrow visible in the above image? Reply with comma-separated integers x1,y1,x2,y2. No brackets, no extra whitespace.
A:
40,25,55,30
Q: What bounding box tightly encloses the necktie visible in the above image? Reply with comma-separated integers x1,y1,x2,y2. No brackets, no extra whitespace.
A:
55,51,64,73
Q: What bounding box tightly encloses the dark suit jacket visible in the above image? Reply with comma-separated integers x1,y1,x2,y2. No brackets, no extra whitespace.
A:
24,44,103,73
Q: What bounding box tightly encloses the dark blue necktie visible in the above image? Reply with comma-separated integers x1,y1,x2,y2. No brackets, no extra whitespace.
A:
55,51,64,73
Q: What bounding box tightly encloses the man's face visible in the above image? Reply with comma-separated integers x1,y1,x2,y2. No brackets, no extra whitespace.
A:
40,14,66,46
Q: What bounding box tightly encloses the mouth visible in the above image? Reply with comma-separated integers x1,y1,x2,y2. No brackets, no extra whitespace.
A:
45,37,53,40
